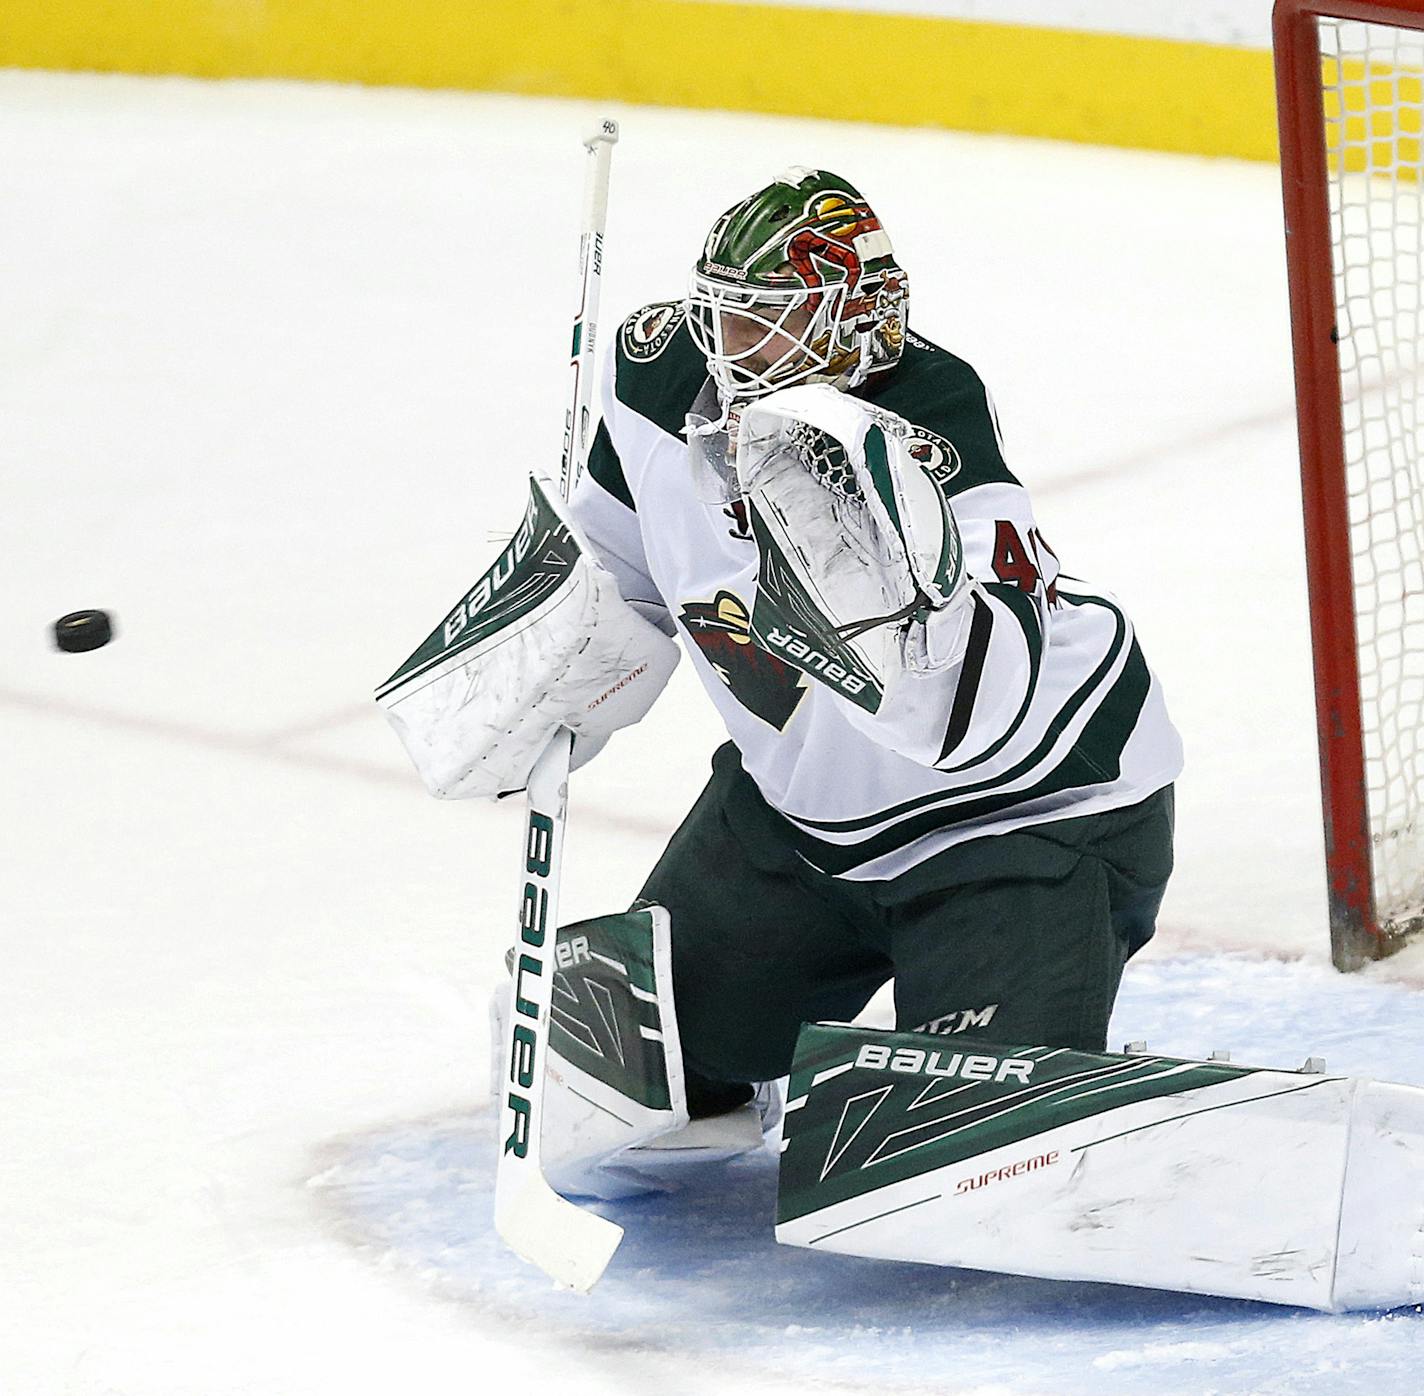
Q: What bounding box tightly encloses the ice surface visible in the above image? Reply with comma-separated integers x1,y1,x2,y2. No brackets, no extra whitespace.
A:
311,957,1424,1396
2,68,1421,1396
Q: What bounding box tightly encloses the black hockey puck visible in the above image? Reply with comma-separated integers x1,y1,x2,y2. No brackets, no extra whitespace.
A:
53,610,114,653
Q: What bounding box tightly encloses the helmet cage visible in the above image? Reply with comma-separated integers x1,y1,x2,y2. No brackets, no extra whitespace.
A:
686,274,849,399
686,170,907,405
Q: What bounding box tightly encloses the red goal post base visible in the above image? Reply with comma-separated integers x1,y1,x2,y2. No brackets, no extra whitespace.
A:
1274,0,1424,969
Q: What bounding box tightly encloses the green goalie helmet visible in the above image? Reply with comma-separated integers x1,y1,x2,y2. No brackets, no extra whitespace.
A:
686,167,909,402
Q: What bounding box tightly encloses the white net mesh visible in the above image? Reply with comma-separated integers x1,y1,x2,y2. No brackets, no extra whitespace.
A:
1321,17,1424,931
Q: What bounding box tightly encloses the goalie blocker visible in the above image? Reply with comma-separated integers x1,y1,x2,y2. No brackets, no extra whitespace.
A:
376,474,678,800
777,1022,1424,1311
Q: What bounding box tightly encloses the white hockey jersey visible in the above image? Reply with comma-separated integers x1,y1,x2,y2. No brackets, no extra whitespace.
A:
569,303,1183,880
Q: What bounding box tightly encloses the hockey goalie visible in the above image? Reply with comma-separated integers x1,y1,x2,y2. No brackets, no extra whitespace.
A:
379,168,1424,1311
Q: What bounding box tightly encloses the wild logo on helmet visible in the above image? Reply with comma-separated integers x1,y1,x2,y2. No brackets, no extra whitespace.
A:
678,590,806,730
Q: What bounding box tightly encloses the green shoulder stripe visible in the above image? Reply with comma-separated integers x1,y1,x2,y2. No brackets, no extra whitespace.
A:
859,329,1018,498
587,420,634,511
613,301,709,441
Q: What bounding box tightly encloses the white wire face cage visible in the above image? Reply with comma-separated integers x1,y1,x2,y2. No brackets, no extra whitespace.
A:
686,272,849,400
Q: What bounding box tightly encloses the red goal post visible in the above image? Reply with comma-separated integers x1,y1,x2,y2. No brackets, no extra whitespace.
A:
1275,0,1424,968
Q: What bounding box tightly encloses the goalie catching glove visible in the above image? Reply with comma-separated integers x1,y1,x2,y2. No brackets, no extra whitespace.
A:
734,384,973,716
376,476,679,799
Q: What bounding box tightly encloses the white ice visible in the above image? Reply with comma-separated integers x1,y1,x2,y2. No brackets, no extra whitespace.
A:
2,69,1421,1396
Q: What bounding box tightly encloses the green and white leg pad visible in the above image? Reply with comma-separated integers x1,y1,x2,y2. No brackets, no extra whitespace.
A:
776,1024,1424,1311
492,906,764,1201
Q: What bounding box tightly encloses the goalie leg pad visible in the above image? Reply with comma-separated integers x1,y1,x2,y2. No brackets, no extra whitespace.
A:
491,906,769,1201
490,905,687,1199
774,1023,1424,1312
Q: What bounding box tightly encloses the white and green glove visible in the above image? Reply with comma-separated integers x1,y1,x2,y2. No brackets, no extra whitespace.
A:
734,384,972,715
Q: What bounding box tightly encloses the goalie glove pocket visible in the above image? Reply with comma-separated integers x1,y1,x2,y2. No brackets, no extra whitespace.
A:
735,385,969,712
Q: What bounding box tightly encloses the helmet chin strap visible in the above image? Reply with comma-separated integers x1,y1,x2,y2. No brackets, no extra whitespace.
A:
685,391,737,438
682,347,868,508
683,378,746,504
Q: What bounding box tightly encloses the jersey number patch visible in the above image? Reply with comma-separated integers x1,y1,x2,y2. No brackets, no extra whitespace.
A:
992,521,1058,603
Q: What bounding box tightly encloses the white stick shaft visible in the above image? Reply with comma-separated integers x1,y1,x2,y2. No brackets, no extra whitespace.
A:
494,119,624,1292
494,730,622,1291
560,118,619,502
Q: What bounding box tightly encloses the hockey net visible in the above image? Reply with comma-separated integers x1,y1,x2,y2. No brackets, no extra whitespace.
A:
1276,0,1424,966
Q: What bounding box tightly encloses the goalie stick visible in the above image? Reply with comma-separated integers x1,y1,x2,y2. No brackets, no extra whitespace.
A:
492,119,624,1293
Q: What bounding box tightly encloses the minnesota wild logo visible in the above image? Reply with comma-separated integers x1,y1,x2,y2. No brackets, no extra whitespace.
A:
906,428,961,490
620,301,685,362
678,590,806,730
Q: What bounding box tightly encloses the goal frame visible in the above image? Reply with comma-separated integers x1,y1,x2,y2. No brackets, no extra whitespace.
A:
1274,0,1424,968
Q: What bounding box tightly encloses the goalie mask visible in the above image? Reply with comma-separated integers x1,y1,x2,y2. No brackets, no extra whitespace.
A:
686,168,909,406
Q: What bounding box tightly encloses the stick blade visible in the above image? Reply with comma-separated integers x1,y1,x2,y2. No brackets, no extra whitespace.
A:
496,1173,624,1293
